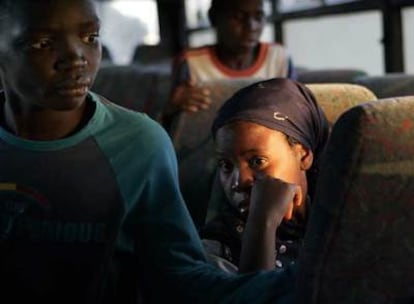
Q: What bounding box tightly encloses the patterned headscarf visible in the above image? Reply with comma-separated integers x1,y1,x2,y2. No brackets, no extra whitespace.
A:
212,78,328,164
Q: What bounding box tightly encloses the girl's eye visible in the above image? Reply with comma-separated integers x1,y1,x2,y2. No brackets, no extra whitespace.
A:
218,159,233,174
82,33,100,44
249,157,267,169
30,38,53,50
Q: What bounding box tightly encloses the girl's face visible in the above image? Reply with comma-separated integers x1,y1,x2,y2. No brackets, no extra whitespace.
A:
215,121,312,214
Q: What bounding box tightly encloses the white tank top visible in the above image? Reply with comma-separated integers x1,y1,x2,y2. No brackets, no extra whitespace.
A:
184,43,290,83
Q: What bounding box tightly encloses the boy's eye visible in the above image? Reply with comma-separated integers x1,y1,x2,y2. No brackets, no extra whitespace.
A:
30,38,53,50
82,33,100,44
248,157,267,169
218,159,233,174
229,11,244,22
255,12,265,22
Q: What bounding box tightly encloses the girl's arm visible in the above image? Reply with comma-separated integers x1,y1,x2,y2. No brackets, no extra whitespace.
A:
239,175,301,272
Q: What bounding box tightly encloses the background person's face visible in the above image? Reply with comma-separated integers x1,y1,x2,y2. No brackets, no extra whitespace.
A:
213,0,265,53
215,121,309,213
0,0,101,111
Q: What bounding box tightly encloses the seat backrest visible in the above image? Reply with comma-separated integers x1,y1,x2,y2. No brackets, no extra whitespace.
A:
297,69,367,84
306,83,377,126
296,97,414,304
132,44,172,75
353,73,414,99
92,65,170,120
132,44,170,64
169,78,264,228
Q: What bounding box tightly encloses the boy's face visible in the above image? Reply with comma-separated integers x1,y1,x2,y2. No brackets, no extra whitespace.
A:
212,0,265,53
215,121,310,214
0,0,101,111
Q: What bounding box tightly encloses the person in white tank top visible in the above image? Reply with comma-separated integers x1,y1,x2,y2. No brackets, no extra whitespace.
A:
162,0,296,126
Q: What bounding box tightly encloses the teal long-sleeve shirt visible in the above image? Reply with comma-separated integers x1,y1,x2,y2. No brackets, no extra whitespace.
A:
0,92,295,303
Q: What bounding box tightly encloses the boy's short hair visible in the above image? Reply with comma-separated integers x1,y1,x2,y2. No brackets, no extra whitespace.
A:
209,0,265,20
208,0,235,24
210,0,232,13
211,0,265,12
210,0,223,10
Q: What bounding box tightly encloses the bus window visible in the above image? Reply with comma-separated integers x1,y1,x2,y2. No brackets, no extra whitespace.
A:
403,7,414,73
97,0,160,65
278,0,322,13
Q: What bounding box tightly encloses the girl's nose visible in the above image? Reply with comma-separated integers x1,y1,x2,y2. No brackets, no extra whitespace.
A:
231,167,254,191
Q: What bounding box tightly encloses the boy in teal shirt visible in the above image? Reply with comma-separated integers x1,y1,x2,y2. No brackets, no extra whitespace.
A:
0,0,295,302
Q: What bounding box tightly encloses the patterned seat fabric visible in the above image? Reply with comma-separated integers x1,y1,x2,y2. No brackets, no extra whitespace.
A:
353,73,414,99
170,80,376,228
296,97,414,304
297,69,367,84
307,83,377,126
91,65,171,120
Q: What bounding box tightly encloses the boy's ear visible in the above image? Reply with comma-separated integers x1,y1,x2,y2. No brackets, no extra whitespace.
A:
295,144,313,171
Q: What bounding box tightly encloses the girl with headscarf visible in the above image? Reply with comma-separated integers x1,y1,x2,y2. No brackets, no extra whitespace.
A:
200,78,329,272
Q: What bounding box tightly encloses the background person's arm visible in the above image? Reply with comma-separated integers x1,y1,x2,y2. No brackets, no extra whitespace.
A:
164,54,211,114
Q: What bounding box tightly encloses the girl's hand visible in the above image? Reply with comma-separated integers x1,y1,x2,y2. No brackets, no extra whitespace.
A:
250,174,302,226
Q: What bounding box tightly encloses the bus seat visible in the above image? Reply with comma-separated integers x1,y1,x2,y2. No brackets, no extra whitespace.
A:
91,65,170,120
169,78,263,228
353,73,414,99
206,83,378,223
306,83,377,126
132,44,172,74
297,69,367,84
296,97,414,304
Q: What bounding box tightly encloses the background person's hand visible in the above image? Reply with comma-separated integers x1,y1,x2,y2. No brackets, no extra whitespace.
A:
170,80,211,112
